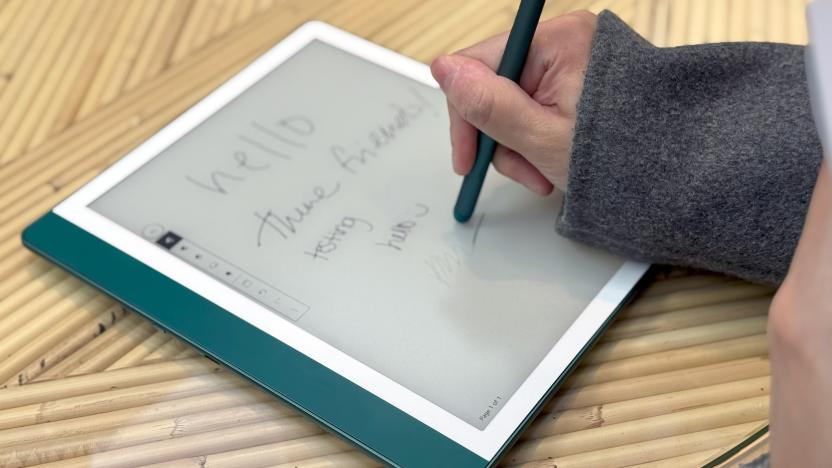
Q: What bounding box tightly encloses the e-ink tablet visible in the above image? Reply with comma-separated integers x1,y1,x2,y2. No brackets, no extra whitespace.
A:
23,22,649,467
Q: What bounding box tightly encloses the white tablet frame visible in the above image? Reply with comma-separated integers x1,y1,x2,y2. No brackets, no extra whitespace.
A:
53,21,649,460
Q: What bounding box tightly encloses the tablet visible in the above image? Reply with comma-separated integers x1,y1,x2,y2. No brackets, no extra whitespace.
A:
23,22,649,467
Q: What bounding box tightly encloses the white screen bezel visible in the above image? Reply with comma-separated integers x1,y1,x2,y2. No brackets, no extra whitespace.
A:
53,21,649,460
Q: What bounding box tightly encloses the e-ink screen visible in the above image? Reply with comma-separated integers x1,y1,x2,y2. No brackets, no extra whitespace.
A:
90,40,626,429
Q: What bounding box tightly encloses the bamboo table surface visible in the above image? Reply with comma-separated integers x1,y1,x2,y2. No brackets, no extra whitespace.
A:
0,0,807,466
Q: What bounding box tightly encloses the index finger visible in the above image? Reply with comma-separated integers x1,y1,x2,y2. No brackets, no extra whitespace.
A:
453,29,544,94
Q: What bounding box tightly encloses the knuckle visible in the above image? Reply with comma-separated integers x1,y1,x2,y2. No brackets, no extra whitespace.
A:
559,15,584,31
460,83,495,128
492,159,510,177
569,10,596,22
559,10,597,32
493,148,520,175
453,44,478,59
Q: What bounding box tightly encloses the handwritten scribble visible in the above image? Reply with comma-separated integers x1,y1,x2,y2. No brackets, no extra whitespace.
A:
331,88,432,175
185,172,243,195
185,151,270,195
251,121,306,148
305,217,374,261
233,151,270,170
330,144,379,175
375,221,417,252
185,112,313,196
407,86,438,116
238,134,292,159
425,247,464,287
374,203,431,252
471,213,486,251
413,202,430,218
237,114,316,161
279,115,315,136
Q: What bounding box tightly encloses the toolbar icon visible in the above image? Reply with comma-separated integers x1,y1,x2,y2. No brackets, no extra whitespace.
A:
156,231,183,250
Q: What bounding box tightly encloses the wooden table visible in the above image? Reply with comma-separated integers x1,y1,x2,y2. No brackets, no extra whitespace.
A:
0,0,805,466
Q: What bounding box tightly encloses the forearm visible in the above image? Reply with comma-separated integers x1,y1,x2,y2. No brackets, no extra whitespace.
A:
768,161,832,466
557,11,823,285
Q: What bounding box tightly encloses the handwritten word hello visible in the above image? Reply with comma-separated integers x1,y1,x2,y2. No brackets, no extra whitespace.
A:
185,151,269,194
185,115,315,195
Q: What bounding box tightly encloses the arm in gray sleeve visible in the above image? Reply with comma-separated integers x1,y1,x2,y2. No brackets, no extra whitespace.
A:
557,10,823,285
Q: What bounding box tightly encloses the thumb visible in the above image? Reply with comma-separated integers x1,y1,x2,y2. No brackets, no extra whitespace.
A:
431,54,556,159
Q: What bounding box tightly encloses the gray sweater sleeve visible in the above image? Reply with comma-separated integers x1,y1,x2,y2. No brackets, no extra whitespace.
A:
557,11,823,285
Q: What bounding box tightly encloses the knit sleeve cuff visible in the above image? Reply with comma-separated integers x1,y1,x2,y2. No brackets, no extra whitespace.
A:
556,11,821,285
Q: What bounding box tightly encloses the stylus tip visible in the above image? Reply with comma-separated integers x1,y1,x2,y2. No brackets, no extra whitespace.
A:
454,205,473,223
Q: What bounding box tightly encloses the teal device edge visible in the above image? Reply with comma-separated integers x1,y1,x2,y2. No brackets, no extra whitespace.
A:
22,211,648,466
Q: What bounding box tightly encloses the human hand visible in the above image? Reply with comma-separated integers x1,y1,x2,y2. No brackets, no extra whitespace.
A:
429,11,597,195
768,162,832,467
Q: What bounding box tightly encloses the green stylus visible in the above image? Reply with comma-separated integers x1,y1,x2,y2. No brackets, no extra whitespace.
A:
453,0,545,223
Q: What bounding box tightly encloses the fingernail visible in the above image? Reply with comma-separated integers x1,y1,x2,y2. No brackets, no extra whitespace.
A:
523,180,542,195
524,180,549,196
